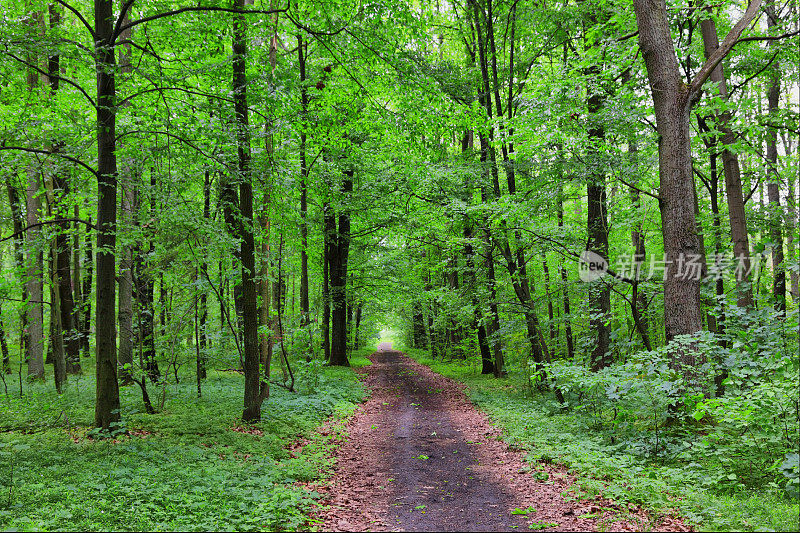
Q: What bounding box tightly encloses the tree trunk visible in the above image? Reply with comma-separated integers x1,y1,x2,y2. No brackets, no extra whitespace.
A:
93,0,121,429
0,299,10,375
557,182,574,359
233,0,266,422
135,171,160,383
328,171,353,367
354,304,362,350
53,170,80,374
198,171,211,379
322,214,331,362
699,11,754,309
24,7,44,379
765,0,785,315
117,7,135,384
632,0,761,360
586,69,611,371
298,35,310,325
5,178,28,361
81,214,92,356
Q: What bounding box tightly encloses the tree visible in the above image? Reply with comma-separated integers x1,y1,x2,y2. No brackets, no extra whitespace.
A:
631,0,762,352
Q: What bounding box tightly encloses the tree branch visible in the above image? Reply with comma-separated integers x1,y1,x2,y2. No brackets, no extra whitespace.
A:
0,218,98,244
0,146,98,176
689,0,763,95
55,0,95,38
115,3,289,38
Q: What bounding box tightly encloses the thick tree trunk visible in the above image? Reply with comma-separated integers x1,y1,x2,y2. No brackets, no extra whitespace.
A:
328,171,353,367
233,0,267,422
632,0,761,363
93,0,121,429
633,0,703,346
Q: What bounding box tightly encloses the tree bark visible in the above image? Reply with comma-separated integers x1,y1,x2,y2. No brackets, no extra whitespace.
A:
586,64,612,371
322,211,331,362
81,214,92,355
117,5,135,385
298,35,310,325
24,5,44,380
93,0,122,429
765,0,785,314
699,9,754,309
5,178,28,361
328,170,353,367
557,181,575,359
233,0,267,422
632,0,761,365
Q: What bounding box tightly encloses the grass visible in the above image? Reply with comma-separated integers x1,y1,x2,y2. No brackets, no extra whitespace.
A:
403,347,799,532
0,348,369,531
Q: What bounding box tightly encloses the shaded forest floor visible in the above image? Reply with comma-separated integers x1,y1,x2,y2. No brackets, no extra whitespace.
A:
314,344,687,532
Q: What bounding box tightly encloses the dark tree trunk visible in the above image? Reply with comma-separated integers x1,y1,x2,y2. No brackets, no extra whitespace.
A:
93,0,121,430
117,5,134,385
298,35,310,325
199,171,211,379
586,59,612,371
0,300,10,374
328,171,352,367
322,215,331,362
232,0,266,422
542,259,556,346
135,172,160,383
46,4,79,377
558,179,575,359
53,171,80,374
626,133,651,350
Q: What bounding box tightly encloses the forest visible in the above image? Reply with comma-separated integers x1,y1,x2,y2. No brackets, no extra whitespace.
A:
0,0,798,531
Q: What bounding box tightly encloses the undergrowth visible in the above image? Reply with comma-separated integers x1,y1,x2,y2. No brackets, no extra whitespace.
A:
403,346,799,532
0,349,370,531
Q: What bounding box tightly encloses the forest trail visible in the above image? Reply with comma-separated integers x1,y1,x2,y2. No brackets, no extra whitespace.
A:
315,345,664,532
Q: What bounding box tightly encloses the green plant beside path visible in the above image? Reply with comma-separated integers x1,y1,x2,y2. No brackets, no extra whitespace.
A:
0,351,370,531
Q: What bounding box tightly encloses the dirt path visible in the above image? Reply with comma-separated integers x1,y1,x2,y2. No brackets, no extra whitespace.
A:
315,345,686,532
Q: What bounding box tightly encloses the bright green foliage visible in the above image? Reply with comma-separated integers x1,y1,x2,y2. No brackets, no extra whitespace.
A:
0,361,366,531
